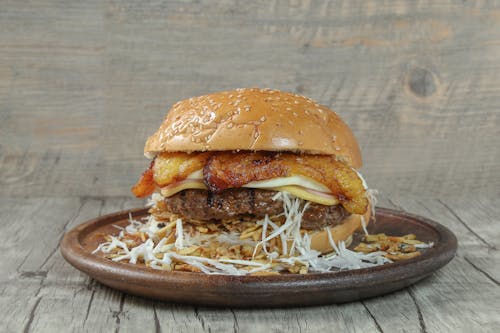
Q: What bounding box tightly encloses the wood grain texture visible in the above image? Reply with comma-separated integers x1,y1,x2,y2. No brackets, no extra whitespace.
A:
378,195,500,333
0,0,499,198
1,0,499,332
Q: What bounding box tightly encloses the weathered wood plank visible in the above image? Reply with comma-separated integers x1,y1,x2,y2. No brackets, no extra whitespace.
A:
230,303,383,333
30,197,147,333
361,290,423,333
0,197,88,332
1,0,500,332
436,197,500,250
380,195,500,332
1,296,42,333
0,198,82,284
1,0,499,199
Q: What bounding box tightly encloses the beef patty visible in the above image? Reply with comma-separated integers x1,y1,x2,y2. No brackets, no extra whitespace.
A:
162,189,350,230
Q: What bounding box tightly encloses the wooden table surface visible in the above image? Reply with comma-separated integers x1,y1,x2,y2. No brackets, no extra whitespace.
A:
1,1,499,332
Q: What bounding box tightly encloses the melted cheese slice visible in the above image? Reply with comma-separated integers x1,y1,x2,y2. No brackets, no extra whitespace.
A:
160,170,338,205
242,176,330,192
160,180,207,197
271,185,337,205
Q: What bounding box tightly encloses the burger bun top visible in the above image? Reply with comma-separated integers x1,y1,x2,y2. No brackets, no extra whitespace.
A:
144,88,362,168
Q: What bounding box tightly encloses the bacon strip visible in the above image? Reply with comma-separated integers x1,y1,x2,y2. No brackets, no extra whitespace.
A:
203,152,287,191
131,166,155,198
203,152,368,214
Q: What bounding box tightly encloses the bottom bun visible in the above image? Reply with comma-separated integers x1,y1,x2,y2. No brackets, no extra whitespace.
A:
308,207,371,254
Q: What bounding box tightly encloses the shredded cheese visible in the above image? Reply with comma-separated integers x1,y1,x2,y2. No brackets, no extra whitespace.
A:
360,215,369,236
174,218,184,249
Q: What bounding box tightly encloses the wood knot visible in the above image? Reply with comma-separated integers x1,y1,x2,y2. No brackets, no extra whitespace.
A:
407,67,437,97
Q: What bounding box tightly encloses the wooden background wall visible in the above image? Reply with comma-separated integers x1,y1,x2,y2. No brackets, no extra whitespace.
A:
1,0,499,198
2,2,500,332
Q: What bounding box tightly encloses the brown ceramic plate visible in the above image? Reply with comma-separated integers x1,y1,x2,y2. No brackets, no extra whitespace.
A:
61,207,457,308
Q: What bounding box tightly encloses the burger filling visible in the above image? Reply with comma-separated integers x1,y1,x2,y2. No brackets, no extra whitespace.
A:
92,150,432,275
132,151,369,216
155,188,350,230
92,150,409,275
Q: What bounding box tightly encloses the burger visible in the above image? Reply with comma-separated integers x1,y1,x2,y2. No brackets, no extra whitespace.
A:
112,88,382,275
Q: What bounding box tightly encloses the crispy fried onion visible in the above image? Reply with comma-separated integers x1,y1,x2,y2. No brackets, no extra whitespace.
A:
131,160,156,198
132,151,367,214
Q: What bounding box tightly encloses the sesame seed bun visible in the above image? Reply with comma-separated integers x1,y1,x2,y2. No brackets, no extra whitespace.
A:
144,88,362,168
